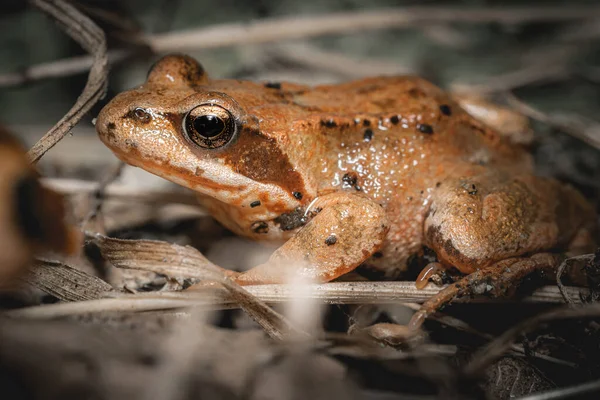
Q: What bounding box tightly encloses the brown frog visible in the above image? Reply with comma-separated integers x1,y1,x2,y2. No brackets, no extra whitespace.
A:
96,54,596,328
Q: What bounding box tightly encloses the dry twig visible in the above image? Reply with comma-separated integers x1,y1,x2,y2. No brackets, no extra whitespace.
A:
556,254,595,304
464,302,600,376
80,162,125,231
504,93,600,151
5,282,584,320
27,0,108,163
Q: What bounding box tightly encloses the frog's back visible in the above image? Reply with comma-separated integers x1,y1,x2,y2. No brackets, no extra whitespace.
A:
275,76,534,276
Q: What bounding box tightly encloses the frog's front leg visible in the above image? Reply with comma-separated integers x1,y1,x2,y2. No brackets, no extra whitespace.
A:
234,193,389,285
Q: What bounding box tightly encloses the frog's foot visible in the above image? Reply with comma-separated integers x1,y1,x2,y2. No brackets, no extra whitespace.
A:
409,253,562,330
234,193,389,285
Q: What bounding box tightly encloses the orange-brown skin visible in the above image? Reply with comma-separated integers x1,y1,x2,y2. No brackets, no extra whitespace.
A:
96,55,596,326
0,126,79,287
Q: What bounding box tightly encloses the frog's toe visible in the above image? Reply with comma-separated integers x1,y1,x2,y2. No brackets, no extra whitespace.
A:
409,253,562,330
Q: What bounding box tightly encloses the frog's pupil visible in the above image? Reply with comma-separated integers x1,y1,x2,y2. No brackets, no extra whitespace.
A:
194,115,225,138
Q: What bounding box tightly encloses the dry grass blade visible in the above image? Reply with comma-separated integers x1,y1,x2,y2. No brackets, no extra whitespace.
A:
464,302,600,376
22,259,114,301
94,234,304,340
27,0,108,163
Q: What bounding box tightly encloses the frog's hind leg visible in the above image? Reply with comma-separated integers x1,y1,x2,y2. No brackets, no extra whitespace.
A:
408,253,562,330
234,192,389,285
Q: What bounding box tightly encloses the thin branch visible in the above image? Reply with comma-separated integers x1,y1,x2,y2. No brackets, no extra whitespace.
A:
148,7,600,52
0,50,126,87
464,302,600,377
4,283,585,320
262,43,413,79
556,254,594,304
504,93,600,151
27,0,108,163
80,162,125,230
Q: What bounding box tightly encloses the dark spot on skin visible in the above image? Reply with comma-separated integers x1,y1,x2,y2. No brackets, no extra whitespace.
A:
107,122,116,131
342,172,361,191
363,129,373,142
342,173,357,187
417,124,434,134
325,235,337,246
221,127,306,197
264,82,281,89
440,104,452,116
124,139,138,148
461,182,477,195
320,119,337,128
14,175,45,241
250,200,261,208
275,207,308,231
363,120,371,127
293,191,303,200
251,221,269,234
436,182,441,188
373,252,383,258
390,115,400,125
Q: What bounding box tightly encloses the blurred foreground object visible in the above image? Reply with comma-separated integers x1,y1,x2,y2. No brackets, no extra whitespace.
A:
0,125,79,287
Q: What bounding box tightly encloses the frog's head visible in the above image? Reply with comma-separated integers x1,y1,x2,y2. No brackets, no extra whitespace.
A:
96,54,310,217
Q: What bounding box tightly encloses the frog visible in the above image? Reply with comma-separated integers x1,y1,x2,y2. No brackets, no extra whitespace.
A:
95,54,596,329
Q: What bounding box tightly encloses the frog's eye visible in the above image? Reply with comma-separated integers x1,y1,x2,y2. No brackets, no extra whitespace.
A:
184,104,236,149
